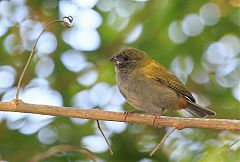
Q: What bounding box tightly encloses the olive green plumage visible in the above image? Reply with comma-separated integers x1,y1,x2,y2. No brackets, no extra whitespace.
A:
110,48,216,118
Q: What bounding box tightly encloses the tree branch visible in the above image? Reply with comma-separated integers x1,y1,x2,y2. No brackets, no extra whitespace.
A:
0,100,239,131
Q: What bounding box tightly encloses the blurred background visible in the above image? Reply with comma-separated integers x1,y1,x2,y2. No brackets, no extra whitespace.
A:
0,0,239,161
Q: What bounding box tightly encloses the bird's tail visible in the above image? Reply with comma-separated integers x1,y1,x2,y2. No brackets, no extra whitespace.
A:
185,100,216,118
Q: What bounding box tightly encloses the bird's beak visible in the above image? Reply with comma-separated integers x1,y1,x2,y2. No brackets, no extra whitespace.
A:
109,56,120,65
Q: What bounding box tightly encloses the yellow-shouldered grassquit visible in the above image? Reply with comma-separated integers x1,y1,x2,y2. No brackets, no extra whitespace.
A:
110,48,216,118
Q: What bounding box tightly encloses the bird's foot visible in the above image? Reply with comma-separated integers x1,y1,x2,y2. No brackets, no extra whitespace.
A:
173,122,184,130
123,110,142,123
152,114,163,127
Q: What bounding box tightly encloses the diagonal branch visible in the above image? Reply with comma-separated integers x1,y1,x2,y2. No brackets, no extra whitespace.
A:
150,128,176,157
0,100,239,131
96,120,113,155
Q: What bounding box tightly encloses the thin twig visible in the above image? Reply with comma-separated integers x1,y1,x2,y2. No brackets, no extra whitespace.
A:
15,16,73,100
230,138,240,148
96,120,113,155
28,144,96,162
150,128,176,157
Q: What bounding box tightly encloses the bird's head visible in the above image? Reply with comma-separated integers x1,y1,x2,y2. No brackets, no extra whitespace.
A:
110,48,150,70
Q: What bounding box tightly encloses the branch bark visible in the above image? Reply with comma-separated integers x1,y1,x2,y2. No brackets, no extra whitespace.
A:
0,100,239,131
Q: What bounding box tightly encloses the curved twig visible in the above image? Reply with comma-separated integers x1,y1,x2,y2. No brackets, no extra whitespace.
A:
15,16,73,100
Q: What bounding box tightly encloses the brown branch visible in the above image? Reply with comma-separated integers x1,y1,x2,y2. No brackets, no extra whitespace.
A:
96,120,113,155
150,128,176,157
28,144,96,162
0,100,239,131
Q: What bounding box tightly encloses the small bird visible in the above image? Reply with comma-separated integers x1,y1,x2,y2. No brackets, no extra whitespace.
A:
110,48,216,118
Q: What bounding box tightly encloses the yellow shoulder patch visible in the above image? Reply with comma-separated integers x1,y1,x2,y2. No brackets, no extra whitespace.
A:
139,61,158,79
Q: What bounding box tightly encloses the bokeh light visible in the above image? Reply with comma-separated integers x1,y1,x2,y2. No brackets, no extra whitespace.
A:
70,117,88,125
107,85,125,107
170,56,194,83
97,0,114,12
220,35,240,58
199,3,221,26
232,84,240,101
72,90,95,109
61,49,88,72
1,87,20,102
19,117,54,135
3,33,23,54
124,24,143,43
38,126,58,144
20,20,44,51
59,0,102,51
89,82,113,107
201,34,240,91
36,32,57,57
103,121,127,133
59,0,78,18
115,0,136,17
77,64,98,86
12,5,29,23
168,21,188,44
191,66,209,84
75,9,102,29
0,21,8,37
6,118,26,130
182,13,205,36
139,158,152,162
0,65,16,89
81,135,109,153
35,57,55,78
21,78,63,106
62,28,101,51
72,0,98,8
204,41,229,65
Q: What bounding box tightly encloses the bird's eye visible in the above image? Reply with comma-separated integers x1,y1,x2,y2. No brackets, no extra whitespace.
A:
123,56,129,61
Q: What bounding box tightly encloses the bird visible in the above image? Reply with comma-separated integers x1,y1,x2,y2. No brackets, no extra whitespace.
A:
110,48,216,118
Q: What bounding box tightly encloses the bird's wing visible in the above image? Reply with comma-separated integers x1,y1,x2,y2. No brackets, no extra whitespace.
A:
141,61,196,102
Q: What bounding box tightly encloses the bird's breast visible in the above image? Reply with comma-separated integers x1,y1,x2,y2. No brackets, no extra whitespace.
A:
115,68,180,113
116,70,142,106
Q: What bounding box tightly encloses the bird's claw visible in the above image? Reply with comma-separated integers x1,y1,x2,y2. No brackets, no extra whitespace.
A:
152,114,162,127
123,111,142,124
173,122,184,130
